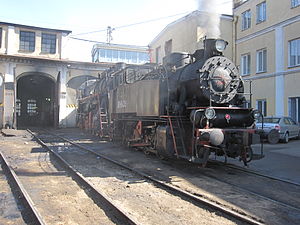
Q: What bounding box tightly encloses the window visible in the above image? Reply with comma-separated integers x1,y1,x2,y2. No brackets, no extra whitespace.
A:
112,50,118,62
241,10,251,30
0,27,2,48
243,100,251,108
41,33,56,54
100,49,106,61
289,97,300,123
164,39,172,56
138,52,149,64
94,48,149,64
256,99,267,116
256,49,267,73
291,0,300,8
16,99,21,117
27,99,37,116
256,2,266,23
241,53,251,75
93,50,100,62
19,31,35,52
289,38,300,67
156,46,162,64
288,117,297,125
106,49,112,62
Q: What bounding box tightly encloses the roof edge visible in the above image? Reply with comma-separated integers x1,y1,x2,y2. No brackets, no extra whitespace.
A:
0,21,72,34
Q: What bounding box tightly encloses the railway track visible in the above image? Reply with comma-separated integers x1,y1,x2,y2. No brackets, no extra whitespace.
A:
211,160,300,187
30,128,264,225
198,162,300,212
27,130,140,225
39,128,300,225
0,151,41,225
0,130,136,225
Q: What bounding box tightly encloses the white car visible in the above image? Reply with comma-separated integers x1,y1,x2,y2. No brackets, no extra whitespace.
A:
256,116,300,143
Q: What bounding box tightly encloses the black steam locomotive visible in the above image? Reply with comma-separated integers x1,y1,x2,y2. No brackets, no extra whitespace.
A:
77,39,263,166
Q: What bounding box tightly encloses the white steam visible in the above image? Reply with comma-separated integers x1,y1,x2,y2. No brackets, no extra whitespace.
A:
197,0,221,38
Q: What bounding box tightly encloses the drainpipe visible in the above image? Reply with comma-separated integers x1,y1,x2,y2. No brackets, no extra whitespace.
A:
233,15,238,65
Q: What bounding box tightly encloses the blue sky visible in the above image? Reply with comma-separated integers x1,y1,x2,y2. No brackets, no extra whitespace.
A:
0,0,232,61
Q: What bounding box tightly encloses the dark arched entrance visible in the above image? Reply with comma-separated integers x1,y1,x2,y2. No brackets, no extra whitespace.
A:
17,73,56,128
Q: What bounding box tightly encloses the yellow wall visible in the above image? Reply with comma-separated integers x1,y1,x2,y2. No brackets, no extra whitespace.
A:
149,12,233,63
236,31,275,74
234,0,300,117
235,0,300,40
251,77,276,115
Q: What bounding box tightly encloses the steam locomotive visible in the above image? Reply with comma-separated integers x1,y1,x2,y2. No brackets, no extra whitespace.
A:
77,38,263,166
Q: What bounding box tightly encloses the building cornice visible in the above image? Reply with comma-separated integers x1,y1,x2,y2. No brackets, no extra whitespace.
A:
233,0,250,10
0,54,113,70
243,67,300,81
0,21,72,34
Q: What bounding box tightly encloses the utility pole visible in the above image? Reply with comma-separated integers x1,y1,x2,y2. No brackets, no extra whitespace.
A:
106,26,115,44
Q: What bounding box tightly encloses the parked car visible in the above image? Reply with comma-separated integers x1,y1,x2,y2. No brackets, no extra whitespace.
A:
256,116,300,143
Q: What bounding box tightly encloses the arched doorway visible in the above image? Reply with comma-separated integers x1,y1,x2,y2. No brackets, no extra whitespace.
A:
66,75,96,127
17,73,56,128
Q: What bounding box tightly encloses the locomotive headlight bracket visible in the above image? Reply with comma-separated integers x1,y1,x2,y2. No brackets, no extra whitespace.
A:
215,39,228,52
205,107,216,120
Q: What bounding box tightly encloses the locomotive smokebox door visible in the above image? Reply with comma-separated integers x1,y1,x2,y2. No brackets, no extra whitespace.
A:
156,126,175,158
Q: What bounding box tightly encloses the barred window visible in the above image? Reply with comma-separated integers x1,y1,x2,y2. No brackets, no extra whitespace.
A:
27,99,37,116
41,33,56,54
20,31,35,52
16,99,21,117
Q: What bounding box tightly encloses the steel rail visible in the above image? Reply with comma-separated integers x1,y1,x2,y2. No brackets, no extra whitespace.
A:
210,159,300,187
41,129,265,225
0,151,46,225
200,169,300,212
27,129,138,225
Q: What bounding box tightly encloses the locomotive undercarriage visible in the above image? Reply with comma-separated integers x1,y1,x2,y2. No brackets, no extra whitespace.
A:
109,115,256,166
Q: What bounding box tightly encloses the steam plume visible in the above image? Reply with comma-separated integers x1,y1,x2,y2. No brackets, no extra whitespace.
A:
197,0,221,38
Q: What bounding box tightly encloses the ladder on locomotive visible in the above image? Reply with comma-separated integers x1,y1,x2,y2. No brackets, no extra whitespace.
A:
97,95,109,137
168,117,187,158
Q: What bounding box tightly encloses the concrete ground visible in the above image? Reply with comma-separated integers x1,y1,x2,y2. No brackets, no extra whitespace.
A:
2,128,299,184
226,139,300,184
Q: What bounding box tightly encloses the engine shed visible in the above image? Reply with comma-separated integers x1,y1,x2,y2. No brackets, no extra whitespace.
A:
0,54,111,129
0,21,112,129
